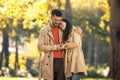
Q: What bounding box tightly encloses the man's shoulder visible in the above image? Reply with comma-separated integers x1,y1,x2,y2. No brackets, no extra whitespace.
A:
40,27,47,31
40,24,50,31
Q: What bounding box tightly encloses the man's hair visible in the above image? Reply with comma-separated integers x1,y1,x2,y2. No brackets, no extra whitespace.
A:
51,9,62,17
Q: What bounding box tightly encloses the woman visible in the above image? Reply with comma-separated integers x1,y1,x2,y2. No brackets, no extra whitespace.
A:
59,19,87,80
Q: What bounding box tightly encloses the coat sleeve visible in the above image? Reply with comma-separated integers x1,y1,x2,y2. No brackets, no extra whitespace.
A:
38,29,58,52
73,29,82,48
61,42,78,50
61,27,82,50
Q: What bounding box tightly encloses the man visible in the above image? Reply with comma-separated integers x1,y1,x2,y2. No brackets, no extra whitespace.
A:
38,9,64,80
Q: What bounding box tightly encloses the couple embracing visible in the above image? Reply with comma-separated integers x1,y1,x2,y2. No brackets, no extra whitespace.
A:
38,9,87,80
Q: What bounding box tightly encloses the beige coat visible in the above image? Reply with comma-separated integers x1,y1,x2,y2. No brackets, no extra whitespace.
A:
38,24,63,80
64,26,87,78
38,24,87,79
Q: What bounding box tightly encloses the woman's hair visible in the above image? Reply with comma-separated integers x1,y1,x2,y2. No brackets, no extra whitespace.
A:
62,18,72,42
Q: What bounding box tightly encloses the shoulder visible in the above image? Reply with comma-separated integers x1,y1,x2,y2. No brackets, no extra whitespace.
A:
71,26,83,40
72,26,83,35
69,27,78,38
71,26,78,34
39,24,50,32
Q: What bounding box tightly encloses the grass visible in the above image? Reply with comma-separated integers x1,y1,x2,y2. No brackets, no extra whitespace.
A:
0,77,113,80
0,77,36,80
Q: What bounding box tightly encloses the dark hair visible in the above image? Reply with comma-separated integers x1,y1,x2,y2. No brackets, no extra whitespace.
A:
51,9,62,17
62,18,72,42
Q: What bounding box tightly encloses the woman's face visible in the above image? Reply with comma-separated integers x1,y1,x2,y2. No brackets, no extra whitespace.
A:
59,21,66,31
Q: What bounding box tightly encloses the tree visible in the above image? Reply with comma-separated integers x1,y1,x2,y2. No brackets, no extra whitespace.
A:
71,0,110,67
65,0,72,23
108,0,120,79
0,27,9,68
0,0,49,70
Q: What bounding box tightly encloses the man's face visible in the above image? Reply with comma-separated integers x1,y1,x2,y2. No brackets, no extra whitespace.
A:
51,15,62,27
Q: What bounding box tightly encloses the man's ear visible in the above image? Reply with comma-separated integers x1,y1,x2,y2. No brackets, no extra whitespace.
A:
50,16,52,19
50,16,52,20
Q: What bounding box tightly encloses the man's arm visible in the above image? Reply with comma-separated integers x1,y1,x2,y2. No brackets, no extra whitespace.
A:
74,26,83,36
38,29,61,52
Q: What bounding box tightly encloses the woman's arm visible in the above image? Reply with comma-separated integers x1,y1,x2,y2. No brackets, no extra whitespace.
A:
61,42,78,50
61,26,82,50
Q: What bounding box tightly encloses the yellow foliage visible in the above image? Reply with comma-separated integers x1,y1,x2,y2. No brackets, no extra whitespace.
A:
24,38,40,58
9,53,15,69
12,19,18,27
23,20,29,29
9,53,27,70
99,21,105,30
105,37,110,42
3,24,6,28
29,25,34,30
99,0,110,22
101,12,110,22
106,26,110,32
0,0,48,29
11,30,16,37
0,21,6,28
19,57,26,70
23,24,28,29
86,25,92,33
85,21,89,25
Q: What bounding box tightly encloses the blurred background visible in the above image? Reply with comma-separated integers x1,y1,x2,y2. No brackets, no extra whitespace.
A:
0,0,117,80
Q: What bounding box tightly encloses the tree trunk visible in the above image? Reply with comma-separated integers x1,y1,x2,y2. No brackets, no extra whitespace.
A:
1,29,9,68
108,0,120,79
57,0,62,9
65,0,72,23
87,38,93,64
0,47,3,69
14,36,20,70
94,38,99,68
0,31,3,69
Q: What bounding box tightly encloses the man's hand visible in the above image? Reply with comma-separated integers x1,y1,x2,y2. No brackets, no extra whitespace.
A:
74,26,83,35
56,44,64,50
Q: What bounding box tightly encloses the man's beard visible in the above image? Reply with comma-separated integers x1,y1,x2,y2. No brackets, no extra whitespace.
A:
53,22,59,28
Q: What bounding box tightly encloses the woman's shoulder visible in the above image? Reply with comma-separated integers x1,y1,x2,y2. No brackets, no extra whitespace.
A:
71,26,76,32
71,26,83,38
70,26,78,38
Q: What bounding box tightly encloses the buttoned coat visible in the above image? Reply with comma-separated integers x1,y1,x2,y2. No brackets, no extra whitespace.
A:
64,26,87,78
38,24,63,80
38,24,87,80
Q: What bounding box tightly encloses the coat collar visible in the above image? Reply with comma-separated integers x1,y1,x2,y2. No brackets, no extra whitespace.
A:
47,24,54,41
47,23,63,43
